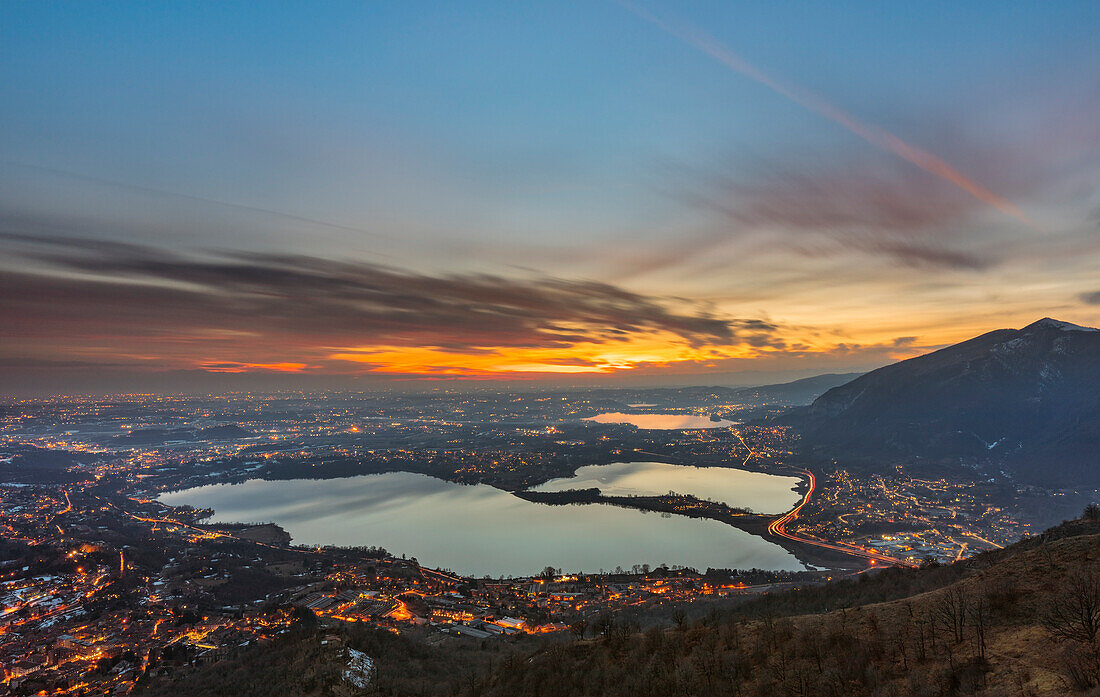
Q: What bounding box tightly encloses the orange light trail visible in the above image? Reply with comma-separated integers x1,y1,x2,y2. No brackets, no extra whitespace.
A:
385,599,413,621
767,469,917,568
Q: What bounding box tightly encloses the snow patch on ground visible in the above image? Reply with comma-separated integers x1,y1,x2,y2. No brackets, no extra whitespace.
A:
1031,318,1098,332
343,648,374,689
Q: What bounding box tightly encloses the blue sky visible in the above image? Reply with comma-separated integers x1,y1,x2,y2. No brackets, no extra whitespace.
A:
2,1,1099,391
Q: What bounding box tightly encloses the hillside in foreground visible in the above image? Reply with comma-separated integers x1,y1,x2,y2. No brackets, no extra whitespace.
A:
473,515,1100,697
134,514,1100,697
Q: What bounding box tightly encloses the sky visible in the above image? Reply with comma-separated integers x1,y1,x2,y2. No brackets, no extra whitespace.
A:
2,1,1099,394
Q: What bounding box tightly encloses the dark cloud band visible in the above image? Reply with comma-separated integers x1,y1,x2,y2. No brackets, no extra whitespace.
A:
0,234,779,371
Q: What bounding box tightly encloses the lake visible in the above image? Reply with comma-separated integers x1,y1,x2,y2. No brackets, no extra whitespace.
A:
158,471,801,576
583,412,737,429
530,461,801,515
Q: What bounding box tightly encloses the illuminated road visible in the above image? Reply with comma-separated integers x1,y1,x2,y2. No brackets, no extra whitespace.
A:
733,431,756,469
767,469,917,568
419,566,463,584
965,533,1004,550
60,489,73,514
720,431,914,568
952,539,968,562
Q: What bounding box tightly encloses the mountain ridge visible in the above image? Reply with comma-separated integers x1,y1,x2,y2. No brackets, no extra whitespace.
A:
793,317,1100,485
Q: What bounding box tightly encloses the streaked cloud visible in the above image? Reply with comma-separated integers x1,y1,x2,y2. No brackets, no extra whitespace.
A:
619,1,1037,229
3,2,1098,392
0,235,786,377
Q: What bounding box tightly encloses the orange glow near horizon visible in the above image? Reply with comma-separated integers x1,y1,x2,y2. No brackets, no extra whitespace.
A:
159,326,938,380
199,361,311,374
327,334,758,377
319,331,927,379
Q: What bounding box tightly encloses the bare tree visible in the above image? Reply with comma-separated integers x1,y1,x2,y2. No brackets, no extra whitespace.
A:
570,617,588,639
1043,572,1100,646
594,611,615,639
968,592,989,661
1043,571,1100,689
935,586,968,645
671,607,687,630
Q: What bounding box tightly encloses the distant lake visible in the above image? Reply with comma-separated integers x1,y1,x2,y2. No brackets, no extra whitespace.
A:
530,461,801,515
158,472,800,576
584,412,737,429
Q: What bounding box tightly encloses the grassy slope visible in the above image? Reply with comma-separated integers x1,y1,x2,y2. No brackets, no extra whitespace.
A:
134,520,1100,697
474,519,1100,697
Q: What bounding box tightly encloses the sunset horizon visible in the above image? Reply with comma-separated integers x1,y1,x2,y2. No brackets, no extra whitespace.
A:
4,2,1099,394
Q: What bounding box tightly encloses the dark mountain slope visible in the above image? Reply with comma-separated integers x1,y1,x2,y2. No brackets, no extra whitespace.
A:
728,372,865,406
594,373,863,410
796,318,1100,485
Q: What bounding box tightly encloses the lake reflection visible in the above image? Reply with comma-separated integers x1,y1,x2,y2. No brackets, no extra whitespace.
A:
158,472,800,576
531,461,801,515
584,412,737,429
